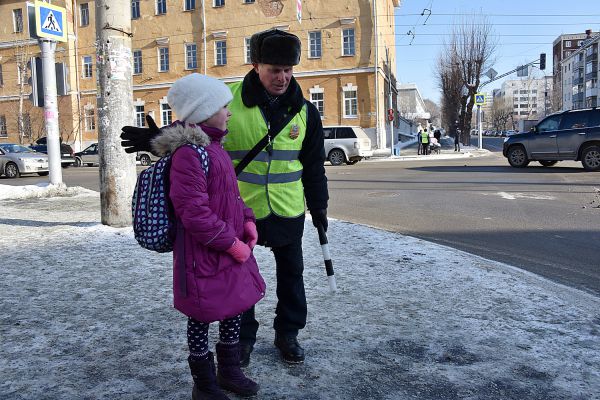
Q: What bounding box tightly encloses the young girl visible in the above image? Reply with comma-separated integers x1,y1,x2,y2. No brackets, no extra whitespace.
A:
152,73,266,399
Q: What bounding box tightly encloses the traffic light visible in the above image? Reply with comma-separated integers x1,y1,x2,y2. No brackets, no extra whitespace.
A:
539,53,546,71
387,108,394,121
27,57,44,107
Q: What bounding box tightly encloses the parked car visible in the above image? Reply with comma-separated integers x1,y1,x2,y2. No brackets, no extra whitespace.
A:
74,143,99,167
0,143,49,178
503,108,600,171
29,137,75,168
136,151,160,166
322,126,373,166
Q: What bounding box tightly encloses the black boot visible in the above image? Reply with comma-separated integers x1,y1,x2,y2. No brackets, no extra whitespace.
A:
188,353,230,400
239,343,253,368
216,343,260,397
274,333,305,364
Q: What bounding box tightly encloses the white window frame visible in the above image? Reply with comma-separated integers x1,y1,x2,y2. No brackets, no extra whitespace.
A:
160,98,172,126
342,28,355,56
309,31,322,59
82,56,93,78
13,9,23,33
342,83,358,118
214,0,224,7
185,43,198,70
80,3,89,26
244,37,251,64
215,40,227,66
133,50,142,74
131,0,141,19
565,40,572,47
84,106,96,131
156,0,167,15
134,99,146,127
184,0,196,11
309,86,324,118
158,47,169,72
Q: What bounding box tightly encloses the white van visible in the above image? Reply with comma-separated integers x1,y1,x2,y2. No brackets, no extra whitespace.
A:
322,126,373,166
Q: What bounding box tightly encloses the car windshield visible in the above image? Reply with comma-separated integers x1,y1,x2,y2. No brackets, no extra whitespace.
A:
0,144,36,154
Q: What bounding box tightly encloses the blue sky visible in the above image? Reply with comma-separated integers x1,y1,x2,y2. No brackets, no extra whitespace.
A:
394,0,600,103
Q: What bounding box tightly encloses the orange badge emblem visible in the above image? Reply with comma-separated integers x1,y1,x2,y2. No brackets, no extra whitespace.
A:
289,124,299,140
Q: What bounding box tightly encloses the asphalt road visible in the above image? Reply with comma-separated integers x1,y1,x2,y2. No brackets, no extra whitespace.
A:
3,140,599,295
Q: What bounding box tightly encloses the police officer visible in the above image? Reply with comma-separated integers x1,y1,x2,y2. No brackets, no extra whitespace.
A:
121,29,329,367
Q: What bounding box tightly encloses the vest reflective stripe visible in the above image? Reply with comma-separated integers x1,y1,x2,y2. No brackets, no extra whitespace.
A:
227,149,301,162
225,81,307,219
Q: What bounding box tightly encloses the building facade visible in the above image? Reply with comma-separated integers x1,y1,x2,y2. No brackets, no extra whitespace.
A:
496,77,553,122
560,32,599,111
0,0,401,151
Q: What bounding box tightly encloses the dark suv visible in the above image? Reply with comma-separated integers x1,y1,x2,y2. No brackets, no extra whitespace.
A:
503,108,600,171
29,137,76,168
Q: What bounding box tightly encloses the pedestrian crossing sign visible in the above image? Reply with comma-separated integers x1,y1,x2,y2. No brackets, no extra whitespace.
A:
35,1,67,42
475,93,486,106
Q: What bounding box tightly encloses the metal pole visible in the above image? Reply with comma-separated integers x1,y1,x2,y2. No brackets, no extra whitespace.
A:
96,0,136,227
386,47,394,155
373,0,380,149
201,0,207,75
477,105,482,150
40,39,62,185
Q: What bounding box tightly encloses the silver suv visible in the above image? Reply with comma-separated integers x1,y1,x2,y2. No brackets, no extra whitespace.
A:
503,108,600,171
323,126,373,166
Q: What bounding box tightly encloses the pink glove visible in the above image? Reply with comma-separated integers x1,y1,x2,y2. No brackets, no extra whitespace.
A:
226,238,251,263
244,221,258,249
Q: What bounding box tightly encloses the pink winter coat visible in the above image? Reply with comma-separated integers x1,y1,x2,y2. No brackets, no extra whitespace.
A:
152,122,266,323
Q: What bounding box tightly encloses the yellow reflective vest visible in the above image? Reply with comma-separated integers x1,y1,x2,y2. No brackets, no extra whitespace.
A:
225,81,308,219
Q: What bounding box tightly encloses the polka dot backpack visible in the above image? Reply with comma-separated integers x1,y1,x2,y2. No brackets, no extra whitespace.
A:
132,144,209,252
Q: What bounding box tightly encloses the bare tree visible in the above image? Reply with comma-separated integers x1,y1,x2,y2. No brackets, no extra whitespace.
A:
491,97,512,131
12,34,34,144
436,42,462,138
423,99,441,127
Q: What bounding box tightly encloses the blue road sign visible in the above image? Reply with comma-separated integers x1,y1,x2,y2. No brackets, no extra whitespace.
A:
474,93,486,106
35,1,67,42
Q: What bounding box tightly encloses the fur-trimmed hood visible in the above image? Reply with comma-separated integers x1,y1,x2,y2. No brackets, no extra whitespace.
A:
151,122,215,157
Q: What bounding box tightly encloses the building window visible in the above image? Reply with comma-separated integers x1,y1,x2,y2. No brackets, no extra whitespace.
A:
342,28,355,56
186,44,197,69
309,31,322,58
184,0,196,10
84,108,96,131
215,40,227,65
577,40,583,47
82,56,93,78
243,0,255,3
586,62,593,74
13,9,23,33
158,47,169,72
132,50,142,74
0,115,7,138
244,37,251,64
214,0,224,7
80,3,89,26
342,86,358,118
0,65,3,87
156,0,167,15
310,92,324,117
565,40,572,47
135,105,146,127
161,102,172,126
131,0,140,19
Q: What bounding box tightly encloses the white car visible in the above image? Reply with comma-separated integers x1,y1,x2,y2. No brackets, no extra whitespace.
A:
0,143,49,178
322,126,373,166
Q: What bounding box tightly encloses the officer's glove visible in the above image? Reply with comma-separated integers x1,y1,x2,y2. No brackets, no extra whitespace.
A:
310,208,328,232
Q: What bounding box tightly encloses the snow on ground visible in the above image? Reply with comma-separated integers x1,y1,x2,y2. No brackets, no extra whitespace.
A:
1,184,599,400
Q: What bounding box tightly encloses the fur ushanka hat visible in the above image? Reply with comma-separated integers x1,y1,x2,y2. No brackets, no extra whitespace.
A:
250,29,301,66
167,73,233,124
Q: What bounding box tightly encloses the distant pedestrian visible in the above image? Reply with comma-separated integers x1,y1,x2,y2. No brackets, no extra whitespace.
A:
434,129,441,142
420,128,430,155
417,128,423,155
160,73,266,399
454,129,461,152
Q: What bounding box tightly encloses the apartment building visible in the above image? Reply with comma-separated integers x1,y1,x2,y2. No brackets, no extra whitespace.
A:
560,32,599,111
496,77,553,122
0,0,401,151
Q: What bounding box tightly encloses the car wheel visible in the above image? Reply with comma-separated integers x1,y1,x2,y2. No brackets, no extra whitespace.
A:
140,154,152,166
5,162,20,178
345,160,359,165
581,145,600,171
74,157,83,167
37,171,49,176
328,149,345,166
539,160,558,167
507,145,529,168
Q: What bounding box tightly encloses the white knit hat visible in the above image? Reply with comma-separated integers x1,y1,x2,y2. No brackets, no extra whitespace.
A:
167,73,233,124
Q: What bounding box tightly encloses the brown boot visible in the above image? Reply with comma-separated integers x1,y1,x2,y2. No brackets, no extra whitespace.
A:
215,343,259,397
188,353,230,400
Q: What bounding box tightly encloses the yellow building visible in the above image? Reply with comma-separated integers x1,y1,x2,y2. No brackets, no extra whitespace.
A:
0,0,400,151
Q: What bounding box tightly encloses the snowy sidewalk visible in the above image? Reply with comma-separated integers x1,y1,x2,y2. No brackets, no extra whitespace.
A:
1,185,599,400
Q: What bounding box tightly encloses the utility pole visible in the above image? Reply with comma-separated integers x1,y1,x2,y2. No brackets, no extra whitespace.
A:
386,47,394,155
96,0,136,227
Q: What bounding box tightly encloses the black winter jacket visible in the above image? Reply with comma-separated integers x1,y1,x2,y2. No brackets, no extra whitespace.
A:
240,69,328,247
